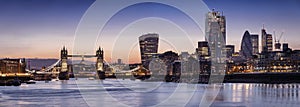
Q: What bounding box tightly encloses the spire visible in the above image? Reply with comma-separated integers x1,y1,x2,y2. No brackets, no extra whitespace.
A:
262,24,265,29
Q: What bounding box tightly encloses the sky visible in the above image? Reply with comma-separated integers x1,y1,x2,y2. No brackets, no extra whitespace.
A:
0,0,299,63
204,0,300,51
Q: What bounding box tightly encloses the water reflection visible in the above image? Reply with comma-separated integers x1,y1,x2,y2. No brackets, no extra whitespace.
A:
1,79,300,107
211,83,300,107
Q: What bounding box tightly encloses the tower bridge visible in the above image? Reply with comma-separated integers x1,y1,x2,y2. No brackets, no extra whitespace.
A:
59,46,105,80
38,46,151,80
58,47,151,80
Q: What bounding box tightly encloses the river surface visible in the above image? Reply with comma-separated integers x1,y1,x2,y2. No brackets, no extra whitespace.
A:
0,79,300,107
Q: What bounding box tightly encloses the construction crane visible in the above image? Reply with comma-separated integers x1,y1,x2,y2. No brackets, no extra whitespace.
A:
274,31,284,50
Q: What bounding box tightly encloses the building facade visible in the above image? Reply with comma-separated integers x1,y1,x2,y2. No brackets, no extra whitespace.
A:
261,27,273,53
205,10,226,73
225,45,235,58
240,31,260,59
196,41,210,57
139,33,159,69
0,58,26,74
251,34,259,55
205,9,226,44
266,34,273,52
240,31,253,59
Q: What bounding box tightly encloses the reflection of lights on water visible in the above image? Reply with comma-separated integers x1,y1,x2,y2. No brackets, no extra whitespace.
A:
244,84,249,90
20,85,29,88
17,101,32,105
231,84,244,102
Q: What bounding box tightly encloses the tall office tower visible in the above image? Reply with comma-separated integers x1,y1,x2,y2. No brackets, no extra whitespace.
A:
139,33,159,69
261,26,273,53
205,9,226,57
240,31,253,59
266,34,273,52
241,31,260,58
251,34,259,55
261,27,267,52
205,9,226,44
225,45,235,58
205,9,226,73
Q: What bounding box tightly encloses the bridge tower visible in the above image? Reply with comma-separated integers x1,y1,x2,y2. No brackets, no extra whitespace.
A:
59,46,69,80
96,47,105,79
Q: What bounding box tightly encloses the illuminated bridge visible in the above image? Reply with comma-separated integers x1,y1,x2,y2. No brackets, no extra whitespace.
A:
36,46,150,80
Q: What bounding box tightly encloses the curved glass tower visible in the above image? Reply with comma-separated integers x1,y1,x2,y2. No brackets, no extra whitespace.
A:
139,33,159,69
240,31,253,59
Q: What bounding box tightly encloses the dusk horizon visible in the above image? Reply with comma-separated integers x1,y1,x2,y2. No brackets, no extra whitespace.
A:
1,0,300,63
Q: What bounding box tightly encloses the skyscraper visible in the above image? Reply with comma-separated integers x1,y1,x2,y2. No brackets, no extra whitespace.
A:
139,33,159,69
241,31,260,59
205,10,226,63
261,27,267,52
240,31,253,59
205,9,226,44
251,34,259,55
267,34,273,52
261,26,273,53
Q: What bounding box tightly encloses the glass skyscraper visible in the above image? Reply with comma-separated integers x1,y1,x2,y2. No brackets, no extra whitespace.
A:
241,31,259,59
261,28,267,52
266,34,273,52
139,33,159,69
241,31,253,59
205,9,226,45
205,9,226,73
251,34,259,55
261,26,273,53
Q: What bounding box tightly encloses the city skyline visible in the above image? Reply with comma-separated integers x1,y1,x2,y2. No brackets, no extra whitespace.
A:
0,0,300,64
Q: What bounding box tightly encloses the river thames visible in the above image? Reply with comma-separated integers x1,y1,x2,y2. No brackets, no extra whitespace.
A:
0,79,300,107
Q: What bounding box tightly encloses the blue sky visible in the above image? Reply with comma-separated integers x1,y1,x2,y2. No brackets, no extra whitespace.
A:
0,0,299,63
0,0,94,58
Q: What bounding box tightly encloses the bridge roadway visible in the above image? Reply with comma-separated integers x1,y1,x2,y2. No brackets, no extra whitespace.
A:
37,59,150,79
